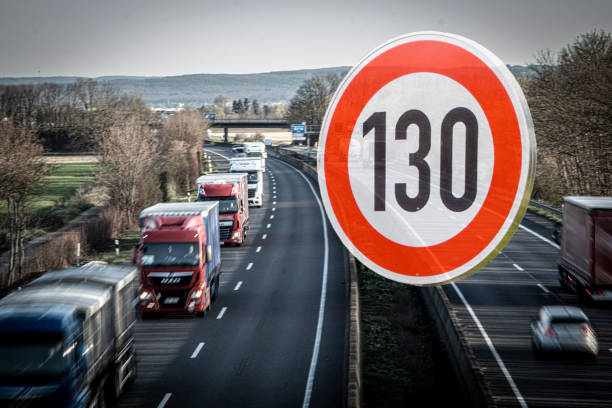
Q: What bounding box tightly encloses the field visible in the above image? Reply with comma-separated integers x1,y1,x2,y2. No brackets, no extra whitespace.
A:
32,162,99,210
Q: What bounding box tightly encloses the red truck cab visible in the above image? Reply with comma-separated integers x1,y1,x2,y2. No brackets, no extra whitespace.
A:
197,173,249,246
137,202,222,315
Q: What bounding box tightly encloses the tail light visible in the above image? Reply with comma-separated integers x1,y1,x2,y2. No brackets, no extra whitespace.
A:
579,324,595,338
542,323,557,337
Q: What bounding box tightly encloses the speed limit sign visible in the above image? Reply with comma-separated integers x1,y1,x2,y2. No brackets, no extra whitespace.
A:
317,32,535,285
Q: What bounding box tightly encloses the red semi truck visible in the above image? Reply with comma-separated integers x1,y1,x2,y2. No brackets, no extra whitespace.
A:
197,172,249,245
558,196,612,301
136,202,222,315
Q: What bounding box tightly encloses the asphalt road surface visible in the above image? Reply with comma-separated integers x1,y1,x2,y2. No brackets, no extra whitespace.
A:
119,145,348,408
444,212,612,407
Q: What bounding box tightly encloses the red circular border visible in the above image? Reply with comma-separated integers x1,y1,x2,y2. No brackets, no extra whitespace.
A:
323,40,522,277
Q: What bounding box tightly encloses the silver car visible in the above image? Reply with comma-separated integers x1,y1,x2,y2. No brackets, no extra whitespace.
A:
531,306,598,358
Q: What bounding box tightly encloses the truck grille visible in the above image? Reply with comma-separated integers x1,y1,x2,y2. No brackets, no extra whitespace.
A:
150,274,193,286
248,189,256,198
158,290,190,308
220,222,234,240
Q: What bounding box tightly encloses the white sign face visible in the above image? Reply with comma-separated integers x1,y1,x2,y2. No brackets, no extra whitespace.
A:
317,32,536,285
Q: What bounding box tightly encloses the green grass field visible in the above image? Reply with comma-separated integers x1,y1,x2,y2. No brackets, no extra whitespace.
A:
31,162,99,210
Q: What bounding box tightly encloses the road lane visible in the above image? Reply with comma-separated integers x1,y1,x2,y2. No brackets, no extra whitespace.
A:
119,145,348,408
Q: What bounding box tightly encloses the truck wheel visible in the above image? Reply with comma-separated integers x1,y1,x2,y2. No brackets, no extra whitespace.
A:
212,276,219,302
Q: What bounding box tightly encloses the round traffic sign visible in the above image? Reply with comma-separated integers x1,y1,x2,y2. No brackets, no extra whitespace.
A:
317,32,536,285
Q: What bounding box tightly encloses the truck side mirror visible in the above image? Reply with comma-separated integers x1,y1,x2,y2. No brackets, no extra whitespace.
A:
206,245,213,263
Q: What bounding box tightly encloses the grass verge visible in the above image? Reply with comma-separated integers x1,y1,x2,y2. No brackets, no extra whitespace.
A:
358,262,466,407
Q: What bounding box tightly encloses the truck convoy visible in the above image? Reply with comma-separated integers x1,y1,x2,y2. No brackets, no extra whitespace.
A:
558,196,612,301
229,158,264,207
137,201,222,315
197,173,249,245
0,263,138,407
244,141,267,158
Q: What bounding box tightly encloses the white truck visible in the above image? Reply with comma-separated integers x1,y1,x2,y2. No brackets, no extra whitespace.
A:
229,158,264,207
243,142,267,158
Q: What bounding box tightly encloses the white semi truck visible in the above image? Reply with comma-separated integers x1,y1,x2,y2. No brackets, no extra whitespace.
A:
229,158,263,207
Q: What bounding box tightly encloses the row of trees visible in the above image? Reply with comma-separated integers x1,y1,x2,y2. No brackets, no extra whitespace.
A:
0,78,209,285
525,30,612,203
198,95,286,119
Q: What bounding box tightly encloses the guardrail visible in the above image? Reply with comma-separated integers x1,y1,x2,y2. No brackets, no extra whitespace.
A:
529,199,562,216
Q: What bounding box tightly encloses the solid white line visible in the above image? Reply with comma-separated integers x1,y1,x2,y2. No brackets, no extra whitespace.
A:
190,342,205,359
246,262,253,270
270,215,274,219
234,281,243,291
256,246,262,253
203,148,231,161
157,393,172,408
262,234,267,240
513,263,524,271
216,307,227,319
519,224,560,249
537,284,550,294
266,224,271,229
274,159,329,408
452,283,528,408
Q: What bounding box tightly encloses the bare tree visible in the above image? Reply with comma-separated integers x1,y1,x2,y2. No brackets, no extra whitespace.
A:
0,118,48,285
97,117,159,226
526,30,612,203
285,72,346,126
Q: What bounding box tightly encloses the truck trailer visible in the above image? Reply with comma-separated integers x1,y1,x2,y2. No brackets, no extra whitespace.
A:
0,263,138,408
197,172,249,245
137,201,222,315
229,158,264,207
558,196,612,301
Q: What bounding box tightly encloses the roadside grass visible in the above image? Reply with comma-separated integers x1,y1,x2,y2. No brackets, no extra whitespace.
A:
90,229,141,265
358,263,466,407
528,205,562,224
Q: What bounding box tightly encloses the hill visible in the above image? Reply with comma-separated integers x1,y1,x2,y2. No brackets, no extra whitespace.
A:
0,65,536,107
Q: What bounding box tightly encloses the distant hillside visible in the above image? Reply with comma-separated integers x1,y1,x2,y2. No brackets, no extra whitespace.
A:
0,65,537,107
0,67,351,107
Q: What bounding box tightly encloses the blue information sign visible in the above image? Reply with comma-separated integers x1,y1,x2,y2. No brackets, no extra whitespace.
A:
291,124,306,134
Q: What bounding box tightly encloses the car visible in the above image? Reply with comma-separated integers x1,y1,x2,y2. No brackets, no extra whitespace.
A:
530,305,598,358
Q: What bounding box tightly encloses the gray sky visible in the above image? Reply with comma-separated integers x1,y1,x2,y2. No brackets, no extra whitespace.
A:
1,0,611,77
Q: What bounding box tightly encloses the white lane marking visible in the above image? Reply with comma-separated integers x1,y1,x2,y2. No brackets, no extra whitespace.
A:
256,246,262,253
273,182,276,185
272,207,276,212
519,224,560,249
246,262,253,270
452,283,528,408
274,159,329,408
266,224,271,229
190,342,205,359
234,281,243,291
157,393,172,408
273,195,277,199
262,234,267,240
270,215,274,219
513,263,524,271
273,201,277,205
537,284,550,294
217,307,227,319
203,148,231,161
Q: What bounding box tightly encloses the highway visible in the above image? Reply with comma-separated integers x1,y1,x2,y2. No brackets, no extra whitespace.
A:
444,212,612,407
119,145,348,408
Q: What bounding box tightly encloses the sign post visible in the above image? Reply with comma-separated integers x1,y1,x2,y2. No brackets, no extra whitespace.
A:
317,32,535,285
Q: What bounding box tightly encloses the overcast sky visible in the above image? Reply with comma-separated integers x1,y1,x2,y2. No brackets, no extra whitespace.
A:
1,0,611,77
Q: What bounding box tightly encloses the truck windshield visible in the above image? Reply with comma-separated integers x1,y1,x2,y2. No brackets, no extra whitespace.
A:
247,152,262,157
0,333,70,379
246,171,259,183
141,243,200,266
200,196,239,213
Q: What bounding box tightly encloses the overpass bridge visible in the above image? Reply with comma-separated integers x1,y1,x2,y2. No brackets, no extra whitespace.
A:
209,119,289,141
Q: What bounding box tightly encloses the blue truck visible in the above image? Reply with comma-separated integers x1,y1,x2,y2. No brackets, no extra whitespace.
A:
0,263,138,407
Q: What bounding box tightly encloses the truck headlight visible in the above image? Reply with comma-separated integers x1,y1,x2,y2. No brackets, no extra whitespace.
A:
191,290,202,299
140,291,152,300
233,232,240,239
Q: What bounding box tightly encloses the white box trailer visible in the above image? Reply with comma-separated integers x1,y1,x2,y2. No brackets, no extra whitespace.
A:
229,158,263,207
